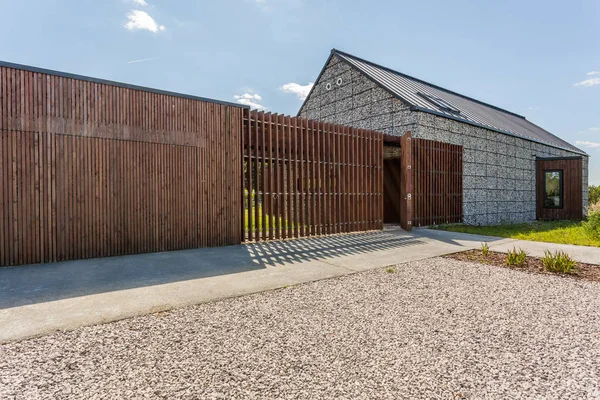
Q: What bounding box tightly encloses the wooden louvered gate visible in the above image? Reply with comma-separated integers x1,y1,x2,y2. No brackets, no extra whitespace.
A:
242,109,384,242
411,136,463,227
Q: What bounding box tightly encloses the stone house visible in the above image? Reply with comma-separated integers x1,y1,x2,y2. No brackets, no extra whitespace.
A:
299,49,589,226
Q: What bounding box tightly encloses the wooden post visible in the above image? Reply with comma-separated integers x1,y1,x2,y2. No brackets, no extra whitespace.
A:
400,131,413,231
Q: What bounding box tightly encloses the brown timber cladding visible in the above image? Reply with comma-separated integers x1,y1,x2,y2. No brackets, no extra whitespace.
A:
243,109,383,241
0,64,243,267
536,157,583,220
412,138,463,226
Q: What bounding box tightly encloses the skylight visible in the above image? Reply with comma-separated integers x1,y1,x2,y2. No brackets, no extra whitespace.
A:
417,92,461,114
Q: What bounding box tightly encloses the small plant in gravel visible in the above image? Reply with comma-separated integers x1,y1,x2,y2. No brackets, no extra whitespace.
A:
480,242,490,257
506,247,528,267
385,266,397,274
542,250,577,274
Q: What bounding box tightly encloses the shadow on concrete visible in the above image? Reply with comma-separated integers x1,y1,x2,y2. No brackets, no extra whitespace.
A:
0,229,423,309
244,229,425,267
413,228,507,247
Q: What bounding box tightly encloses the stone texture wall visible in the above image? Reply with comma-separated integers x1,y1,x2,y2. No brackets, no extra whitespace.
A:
384,146,401,159
299,55,418,136
300,55,589,226
414,113,589,225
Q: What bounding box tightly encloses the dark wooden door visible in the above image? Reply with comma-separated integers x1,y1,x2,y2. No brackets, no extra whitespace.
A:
384,158,402,223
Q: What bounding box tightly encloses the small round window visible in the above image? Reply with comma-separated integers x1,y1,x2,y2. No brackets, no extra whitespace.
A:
325,83,332,91
336,77,343,86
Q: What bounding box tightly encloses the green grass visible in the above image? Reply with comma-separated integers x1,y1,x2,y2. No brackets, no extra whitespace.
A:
244,207,286,230
435,220,600,248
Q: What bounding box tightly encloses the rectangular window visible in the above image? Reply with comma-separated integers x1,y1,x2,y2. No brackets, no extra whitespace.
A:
544,170,563,209
417,92,461,114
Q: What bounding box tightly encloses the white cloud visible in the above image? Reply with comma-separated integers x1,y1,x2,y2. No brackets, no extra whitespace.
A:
528,106,541,111
574,77,600,87
279,82,314,100
132,0,148,5
574,71,600,86
234,93,266,110
576,141,600,148
576,127,600,134
124,10,165,33
128,57,160,64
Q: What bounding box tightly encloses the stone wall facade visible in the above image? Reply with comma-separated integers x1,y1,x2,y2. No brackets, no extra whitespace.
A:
300,55,589,225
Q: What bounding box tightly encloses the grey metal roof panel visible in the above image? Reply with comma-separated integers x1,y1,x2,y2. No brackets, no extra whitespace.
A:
333,49,585,155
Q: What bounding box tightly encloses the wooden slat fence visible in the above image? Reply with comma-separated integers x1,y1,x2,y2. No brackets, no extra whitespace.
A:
242,109,383,242
0,63,243,267
412,137,463,226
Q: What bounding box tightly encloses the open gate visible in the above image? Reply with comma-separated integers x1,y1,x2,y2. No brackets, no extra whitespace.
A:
242,110,384,242
384,132,463,230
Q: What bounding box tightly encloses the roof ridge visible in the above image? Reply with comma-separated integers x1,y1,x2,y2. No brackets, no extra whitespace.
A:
331,48,526,120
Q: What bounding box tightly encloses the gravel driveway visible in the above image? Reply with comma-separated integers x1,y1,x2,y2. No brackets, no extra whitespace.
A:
1,257,600,399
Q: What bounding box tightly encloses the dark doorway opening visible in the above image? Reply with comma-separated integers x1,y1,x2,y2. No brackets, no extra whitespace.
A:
384,158,402,223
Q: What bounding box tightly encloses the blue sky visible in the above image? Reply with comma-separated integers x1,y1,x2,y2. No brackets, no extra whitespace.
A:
1,0,598,184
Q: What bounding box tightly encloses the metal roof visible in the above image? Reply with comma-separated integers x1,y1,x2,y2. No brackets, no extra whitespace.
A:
331,49,585,155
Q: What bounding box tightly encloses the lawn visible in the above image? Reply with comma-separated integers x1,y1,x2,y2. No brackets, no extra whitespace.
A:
244,207,285,230
435,220,600,247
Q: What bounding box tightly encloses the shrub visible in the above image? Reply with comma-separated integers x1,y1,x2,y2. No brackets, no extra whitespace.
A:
506,247,528,267
583,209,600,239
481,242,490,257
542,250,577,274
589,185,600,206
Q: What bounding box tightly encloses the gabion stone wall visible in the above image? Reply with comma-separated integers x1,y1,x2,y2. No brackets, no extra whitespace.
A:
413,112,589,225
384,146,401,159
300,55,589,226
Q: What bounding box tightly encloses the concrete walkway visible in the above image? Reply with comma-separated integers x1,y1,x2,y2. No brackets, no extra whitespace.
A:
489,238,600,265
1,227,597,343
421,229,600,265
1,228,507,343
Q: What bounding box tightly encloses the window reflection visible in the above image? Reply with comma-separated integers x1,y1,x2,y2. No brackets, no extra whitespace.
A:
544,170,563,209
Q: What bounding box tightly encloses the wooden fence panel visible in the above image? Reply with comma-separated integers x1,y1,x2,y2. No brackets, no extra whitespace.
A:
242,110,383,242
0,63,243,267
412,137,463,227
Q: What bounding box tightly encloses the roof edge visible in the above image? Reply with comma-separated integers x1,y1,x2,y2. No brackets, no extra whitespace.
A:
331,48,527,120
411,106,588,156
333,51,417,108
296,51,336,116
0,60,249,109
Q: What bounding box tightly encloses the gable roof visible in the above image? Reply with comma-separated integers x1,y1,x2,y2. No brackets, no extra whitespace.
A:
306,49,584,155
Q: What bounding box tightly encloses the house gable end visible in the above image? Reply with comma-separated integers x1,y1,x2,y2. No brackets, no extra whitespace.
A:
299,53,416,135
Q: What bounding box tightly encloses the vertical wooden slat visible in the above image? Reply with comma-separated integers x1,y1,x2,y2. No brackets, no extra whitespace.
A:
298,117,304,237
275,114,281,240
309,118,315,236
315,119,319,236
288,116,294,238
292,116,297,238
246,109,253,242
260,111,267,241
254,111,260,241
